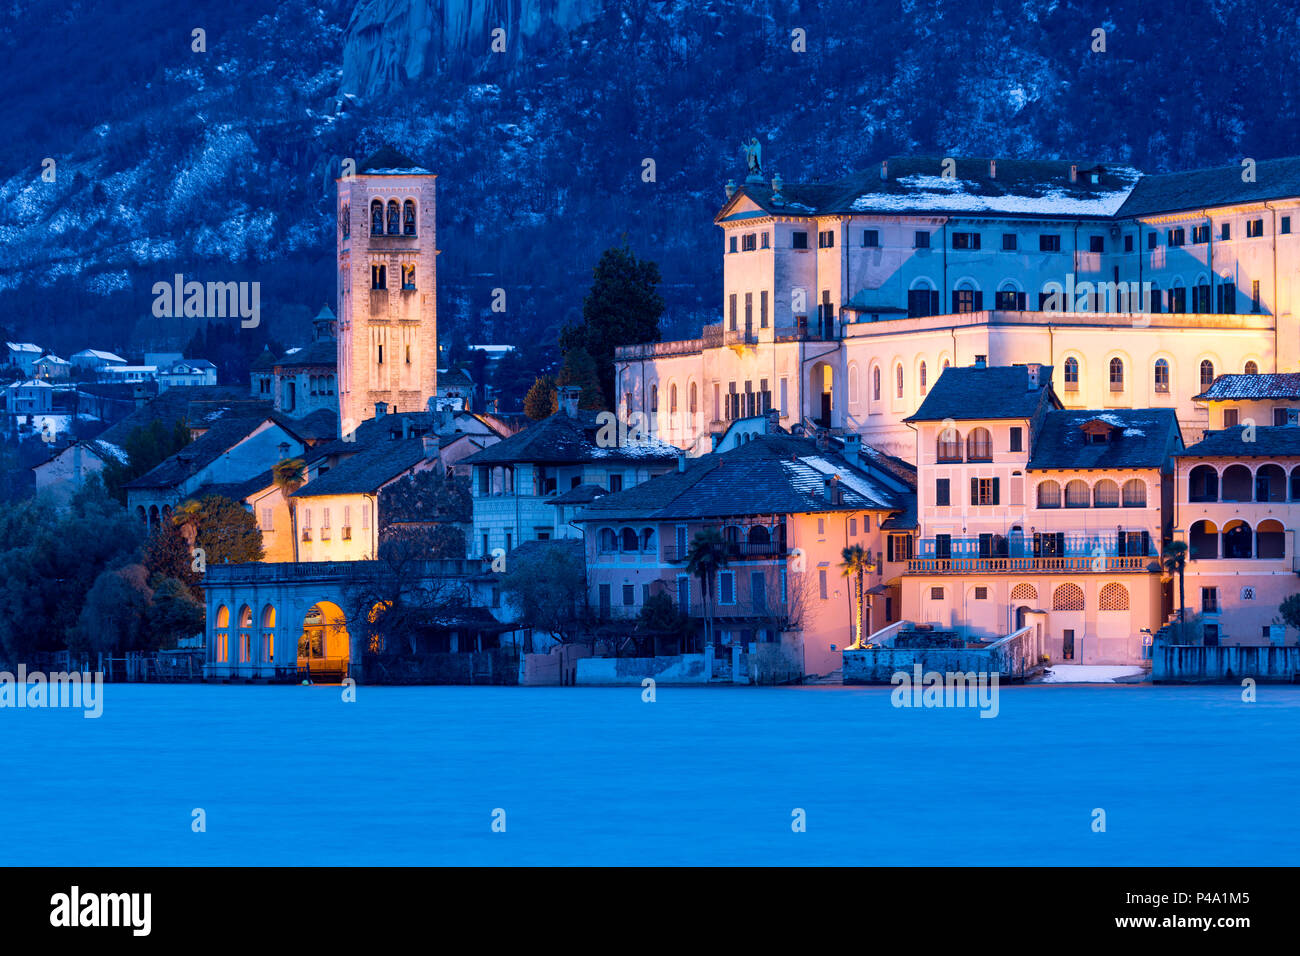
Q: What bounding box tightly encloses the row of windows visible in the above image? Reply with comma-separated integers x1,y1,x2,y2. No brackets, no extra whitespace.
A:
728,231,772,253
1186,463,1300,503
1188,519,1286,560
764,218,1295,256
365,199,418,237
1036,478,1148,509
901,277,1264,317
935,426,1021,462
852,358,952,405
924,581,1131,611
930,476,1147,509
727,291,770,331
1062,355,1255,393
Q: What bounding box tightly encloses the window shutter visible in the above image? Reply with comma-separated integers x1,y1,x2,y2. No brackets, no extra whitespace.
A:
1032,532,1041,556
992,477,1001,504
1141,531,1151,556
952,291,961,313
1017,291,1026,310
971,477,979,504
930,290,940,314
972,290,983,310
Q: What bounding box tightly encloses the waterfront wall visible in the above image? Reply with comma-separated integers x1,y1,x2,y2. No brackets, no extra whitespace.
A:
844,625,1043,684
1153,644,1300,682
575,654,708,685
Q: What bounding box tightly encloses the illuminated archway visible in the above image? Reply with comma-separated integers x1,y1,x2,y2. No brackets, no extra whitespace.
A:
299,601,351,681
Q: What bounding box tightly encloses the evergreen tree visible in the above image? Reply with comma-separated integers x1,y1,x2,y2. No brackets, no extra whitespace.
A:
560,243,664,406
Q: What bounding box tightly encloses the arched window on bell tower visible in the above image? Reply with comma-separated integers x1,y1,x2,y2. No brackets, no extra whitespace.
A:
403,200,417,236
370,200,383,235
386,200,400,235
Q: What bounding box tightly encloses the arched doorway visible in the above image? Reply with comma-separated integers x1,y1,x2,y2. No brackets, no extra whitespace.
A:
299,601,350,682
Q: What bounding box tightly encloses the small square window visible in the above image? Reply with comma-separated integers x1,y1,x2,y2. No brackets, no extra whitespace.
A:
1002,233,1017,251
930,587,944,600
974,587,988,600
862,229,879,248
792,231,809,250
914,231,930,249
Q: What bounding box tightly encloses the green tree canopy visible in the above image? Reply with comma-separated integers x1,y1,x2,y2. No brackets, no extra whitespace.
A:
560,243,664,406
192,494,265,565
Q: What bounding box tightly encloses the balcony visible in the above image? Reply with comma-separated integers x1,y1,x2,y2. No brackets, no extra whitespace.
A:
907,531,1154,574
342,526,352,541
301,529,312,542
662,542,788,563
907,555,1151,574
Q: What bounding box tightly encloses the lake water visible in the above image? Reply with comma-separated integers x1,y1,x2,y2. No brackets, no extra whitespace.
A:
2,683,1296,865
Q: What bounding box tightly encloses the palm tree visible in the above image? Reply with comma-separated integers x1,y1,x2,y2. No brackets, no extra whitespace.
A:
1161,540,1189,628
272,457,307,562
685,528,729,654
840,544,878,649
172,499,202,549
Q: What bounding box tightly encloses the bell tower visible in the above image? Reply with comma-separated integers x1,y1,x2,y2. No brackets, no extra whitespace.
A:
336,146,438,436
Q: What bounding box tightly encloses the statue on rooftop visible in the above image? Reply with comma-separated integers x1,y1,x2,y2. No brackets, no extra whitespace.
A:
743,137,763,181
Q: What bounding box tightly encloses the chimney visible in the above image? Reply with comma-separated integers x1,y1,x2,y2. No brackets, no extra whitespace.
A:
765,407,780,432
1026,363,1042,390
823,474,840,504
989,159,997,179
422,434,438,460
375,401,388,418
558,385,581,417
401,417,411,439
677,450,687,473
842,433,862,466
880,160,889,181
1069,163,1078,183
815,429,829,451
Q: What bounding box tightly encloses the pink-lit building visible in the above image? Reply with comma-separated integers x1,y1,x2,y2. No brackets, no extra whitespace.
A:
897,363,1183,664
1175,424,1300,646
575,431,914,679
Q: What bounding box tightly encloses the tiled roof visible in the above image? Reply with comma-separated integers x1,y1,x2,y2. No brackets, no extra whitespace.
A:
250,349,278,372
906,365,1058,422
1194,373,1300,401
879,494,919,530
1178,425,1300,458
724,158,1139,220
125,414,273,490
274,340,336,369
358,146,429,174
293,439,429,496
463,410,681,466
96,385,264,447
1119,157,1300,218
722,155,1300,222
1027,409,1183,471
577,434,902,522
438,367,474,387
272,408,338,444
548,482,608,505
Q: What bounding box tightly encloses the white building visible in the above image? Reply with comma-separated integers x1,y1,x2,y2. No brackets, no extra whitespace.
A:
616,154,1300,461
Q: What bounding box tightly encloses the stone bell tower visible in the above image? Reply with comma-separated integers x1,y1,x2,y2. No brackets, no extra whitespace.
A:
335,146,438,435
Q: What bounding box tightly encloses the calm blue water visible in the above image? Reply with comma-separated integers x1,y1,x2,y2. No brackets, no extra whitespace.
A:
1,683,1295,865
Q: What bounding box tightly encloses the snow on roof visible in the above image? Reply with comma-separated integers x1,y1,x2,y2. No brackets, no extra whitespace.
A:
8,378,52,388
7,342,42,352
794,455,897,510
74,348,127,362
850,171,1139,217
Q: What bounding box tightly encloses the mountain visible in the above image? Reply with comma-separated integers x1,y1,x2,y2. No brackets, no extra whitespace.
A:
2,0,1299,400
